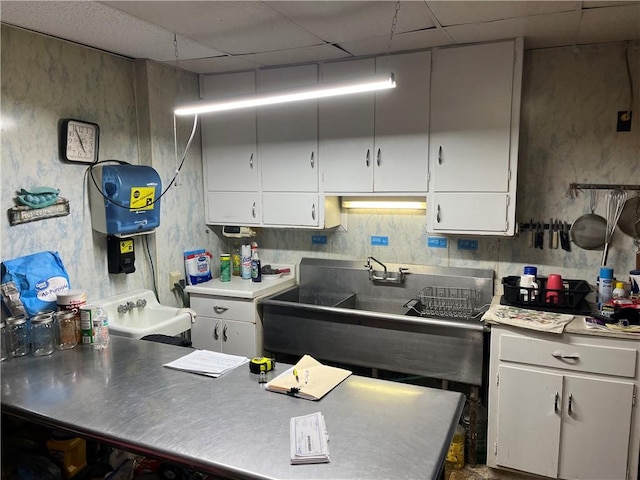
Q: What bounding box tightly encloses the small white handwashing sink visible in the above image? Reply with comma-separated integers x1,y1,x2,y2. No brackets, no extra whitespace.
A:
92,288,194,339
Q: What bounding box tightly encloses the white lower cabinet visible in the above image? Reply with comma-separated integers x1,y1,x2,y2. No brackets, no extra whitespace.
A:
189,295,262,357
488,325,639,480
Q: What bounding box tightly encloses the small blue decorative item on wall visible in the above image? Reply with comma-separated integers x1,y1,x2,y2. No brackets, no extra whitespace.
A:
8,187,69,225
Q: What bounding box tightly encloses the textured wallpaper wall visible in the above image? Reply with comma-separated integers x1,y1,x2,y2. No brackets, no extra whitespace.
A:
2,24,638,310
0,25,220,308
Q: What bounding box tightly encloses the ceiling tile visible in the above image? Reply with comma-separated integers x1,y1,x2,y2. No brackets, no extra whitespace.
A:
339,28,453,57
264,1,436,43
578,4,640,44
0,1,222,61
240,44,351,68
163,56,262,75
104,1,324,55
446,11,582,49
426,1,580,26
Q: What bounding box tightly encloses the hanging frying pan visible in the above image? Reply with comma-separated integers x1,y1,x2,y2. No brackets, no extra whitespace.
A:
570,190,607,250
618,195,640,270
617,195,640,238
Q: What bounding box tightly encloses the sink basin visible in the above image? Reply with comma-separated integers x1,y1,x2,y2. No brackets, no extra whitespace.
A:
93,288,193,339
334,294,411,316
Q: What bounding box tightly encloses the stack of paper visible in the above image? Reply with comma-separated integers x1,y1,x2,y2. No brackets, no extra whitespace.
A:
266,355,352,401
290,412,330,465
163,350,248,377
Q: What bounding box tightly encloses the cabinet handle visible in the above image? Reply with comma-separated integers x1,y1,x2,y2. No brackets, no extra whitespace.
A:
366,149,370,167
436,205,441,223
223,323,228,342
249,153,254,170
438,146,443,165
551,350,580,360
554,391,559,413
311,203,316,221
376,148,381,167
568,393,573,415
214,322,219,340
252,202,256,218
310,151,315,169
213,306,228,314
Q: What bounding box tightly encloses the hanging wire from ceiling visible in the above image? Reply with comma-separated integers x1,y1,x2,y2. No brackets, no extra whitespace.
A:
173,32,183,186
386,1,401,56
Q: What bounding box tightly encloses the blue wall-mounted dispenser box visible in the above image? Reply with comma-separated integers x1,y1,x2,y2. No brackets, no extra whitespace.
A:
88,164,162,235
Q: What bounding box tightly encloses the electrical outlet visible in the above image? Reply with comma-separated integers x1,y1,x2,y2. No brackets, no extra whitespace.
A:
617,111,632,132
169,270,183,290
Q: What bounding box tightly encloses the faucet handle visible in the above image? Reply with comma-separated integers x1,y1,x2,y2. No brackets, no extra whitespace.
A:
136,298,147,308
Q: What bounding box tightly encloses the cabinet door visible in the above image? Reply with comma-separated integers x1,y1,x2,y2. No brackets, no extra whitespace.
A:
428,193,509,233
201,71,258,192
191,316,222,352
559,375,633,480
206,192,260,225
258,65,318,192
262,193,319,227
374,51,430,192
495,365,562,478
221,319,257,357
430,41,515,193
319,58,376,193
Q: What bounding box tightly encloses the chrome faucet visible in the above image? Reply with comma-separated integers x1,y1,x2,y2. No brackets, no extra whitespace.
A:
117,299,147,314
365,257,409,284
366,256,388,280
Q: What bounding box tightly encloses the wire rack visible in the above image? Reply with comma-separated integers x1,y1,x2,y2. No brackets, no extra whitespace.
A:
412,286,482,319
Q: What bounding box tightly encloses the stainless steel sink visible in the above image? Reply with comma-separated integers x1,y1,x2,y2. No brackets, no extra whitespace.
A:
261,258,494,387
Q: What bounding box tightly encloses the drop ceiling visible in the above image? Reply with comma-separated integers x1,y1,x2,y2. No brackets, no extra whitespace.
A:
1,1,639,75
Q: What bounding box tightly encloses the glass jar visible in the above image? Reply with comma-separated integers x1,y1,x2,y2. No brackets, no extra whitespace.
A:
0,322,7,361
31,313,55,356
55,310,78,350
6,315,29,357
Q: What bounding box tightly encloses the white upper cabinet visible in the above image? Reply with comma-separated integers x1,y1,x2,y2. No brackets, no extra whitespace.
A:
257,64,319,193
319,51,430,194
374,51,430,193
427,38,523,236
201,71,258,192
319,58,376,193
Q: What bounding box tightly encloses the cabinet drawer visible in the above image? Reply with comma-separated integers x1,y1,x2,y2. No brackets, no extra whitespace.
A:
190,295,256,323
499,334,637,378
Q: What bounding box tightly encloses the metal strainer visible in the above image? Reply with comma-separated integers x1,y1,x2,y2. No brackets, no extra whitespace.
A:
570,190,607,250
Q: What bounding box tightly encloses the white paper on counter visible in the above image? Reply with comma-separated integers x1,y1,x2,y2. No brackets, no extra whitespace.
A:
164,350,248,377
290,411,330,464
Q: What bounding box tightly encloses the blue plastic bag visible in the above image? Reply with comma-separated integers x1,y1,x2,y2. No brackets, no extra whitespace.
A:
1,251,71,317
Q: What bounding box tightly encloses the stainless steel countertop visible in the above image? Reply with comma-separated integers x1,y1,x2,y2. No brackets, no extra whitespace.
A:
1,337,464,479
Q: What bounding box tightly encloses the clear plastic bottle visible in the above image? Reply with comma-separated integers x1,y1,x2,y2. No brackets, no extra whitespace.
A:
92,306,110,350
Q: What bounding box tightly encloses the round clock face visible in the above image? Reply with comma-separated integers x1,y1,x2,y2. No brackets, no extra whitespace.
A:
62,119,99,164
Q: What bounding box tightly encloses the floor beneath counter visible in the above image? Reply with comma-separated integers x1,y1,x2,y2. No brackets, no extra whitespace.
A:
449,464,546,480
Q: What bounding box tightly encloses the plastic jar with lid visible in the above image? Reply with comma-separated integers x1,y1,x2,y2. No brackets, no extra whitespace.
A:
6,315,30,357
31,313,55,356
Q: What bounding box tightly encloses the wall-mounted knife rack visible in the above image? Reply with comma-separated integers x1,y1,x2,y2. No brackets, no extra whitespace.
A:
518,219,572,251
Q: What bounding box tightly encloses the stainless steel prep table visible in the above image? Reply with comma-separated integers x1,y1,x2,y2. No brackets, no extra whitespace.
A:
1,336,464,480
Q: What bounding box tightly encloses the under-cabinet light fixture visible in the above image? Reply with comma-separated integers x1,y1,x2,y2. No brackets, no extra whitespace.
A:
341,196,427,210
174,73,396,116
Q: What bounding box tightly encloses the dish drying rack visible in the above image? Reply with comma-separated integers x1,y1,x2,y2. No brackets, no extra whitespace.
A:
405,286,485,319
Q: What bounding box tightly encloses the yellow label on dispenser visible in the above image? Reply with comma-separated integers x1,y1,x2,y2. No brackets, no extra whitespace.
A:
130,187,156,211
120,239,134,254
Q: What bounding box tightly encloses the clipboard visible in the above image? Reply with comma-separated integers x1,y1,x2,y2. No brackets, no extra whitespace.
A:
266,355,351,401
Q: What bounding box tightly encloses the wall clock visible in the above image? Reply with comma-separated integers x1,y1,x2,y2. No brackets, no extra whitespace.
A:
60,118,99,164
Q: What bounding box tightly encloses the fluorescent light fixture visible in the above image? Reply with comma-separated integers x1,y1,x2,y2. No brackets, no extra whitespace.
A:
341,196,427,210
174,73,395,116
